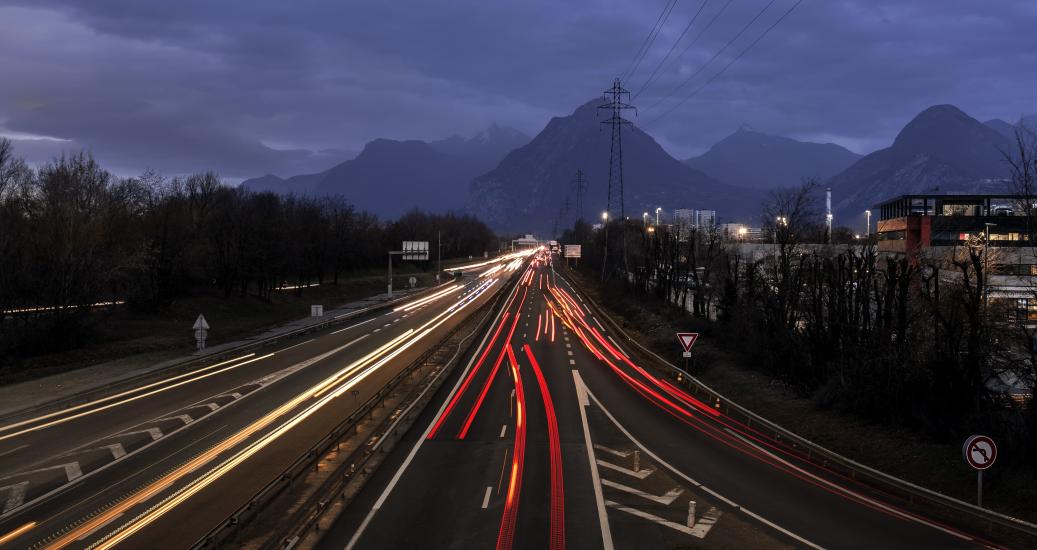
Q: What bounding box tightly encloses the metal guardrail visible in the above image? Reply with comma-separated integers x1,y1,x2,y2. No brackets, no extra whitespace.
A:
565,272,1037,547
192,275,511,549
0,284,447,425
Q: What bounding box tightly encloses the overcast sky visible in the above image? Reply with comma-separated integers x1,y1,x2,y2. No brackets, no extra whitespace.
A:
1,0,1035,180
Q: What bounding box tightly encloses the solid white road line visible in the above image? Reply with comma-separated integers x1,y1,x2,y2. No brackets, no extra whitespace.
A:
722,428,973,542
606,335,628,357
499,425,507,439
573,371,614,550
481,486,493,509
0,444,27,459
583,383,825,550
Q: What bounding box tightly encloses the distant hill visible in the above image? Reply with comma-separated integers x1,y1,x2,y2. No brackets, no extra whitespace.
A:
984,118,1018,141
240,124,529,219
467,100,760,232
830,104,1013,222
684,127,860,190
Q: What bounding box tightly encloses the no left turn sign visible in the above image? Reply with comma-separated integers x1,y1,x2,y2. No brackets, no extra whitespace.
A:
962,435,997,470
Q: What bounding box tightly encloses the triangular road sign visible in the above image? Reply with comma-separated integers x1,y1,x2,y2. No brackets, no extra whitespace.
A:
677,332,699,352
193,314,210,331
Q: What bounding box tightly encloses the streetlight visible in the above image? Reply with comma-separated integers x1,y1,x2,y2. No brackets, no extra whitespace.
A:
737,226,747,242
643,212,649,226
864,209,871,237
602,211,609,223
655,207,662,226
600,211,610,281
984,222,996,308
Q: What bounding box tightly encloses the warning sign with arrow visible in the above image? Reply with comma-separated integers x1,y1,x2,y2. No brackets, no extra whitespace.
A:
677,333,699,357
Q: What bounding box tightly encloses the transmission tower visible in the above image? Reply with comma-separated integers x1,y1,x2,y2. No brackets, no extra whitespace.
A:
572,169,587,222
553,196,571,238
598,78,636,220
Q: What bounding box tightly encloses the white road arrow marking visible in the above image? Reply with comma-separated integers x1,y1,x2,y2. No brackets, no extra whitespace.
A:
593,444,631,458
597,459,653,479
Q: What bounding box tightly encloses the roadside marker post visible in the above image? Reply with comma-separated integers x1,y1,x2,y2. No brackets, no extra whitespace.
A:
962,434,997,507
193,314,210,351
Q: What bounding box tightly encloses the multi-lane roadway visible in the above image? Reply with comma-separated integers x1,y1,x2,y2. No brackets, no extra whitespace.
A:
322,250,997,550
0,250,533,549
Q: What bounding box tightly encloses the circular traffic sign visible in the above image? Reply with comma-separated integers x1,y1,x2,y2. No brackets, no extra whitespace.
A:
962,435,997,470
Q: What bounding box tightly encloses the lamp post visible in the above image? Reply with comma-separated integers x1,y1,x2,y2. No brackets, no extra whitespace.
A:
984,222,996,309
601,211,609,281
655,207,662,226
865,209,871,237
643,212,649,226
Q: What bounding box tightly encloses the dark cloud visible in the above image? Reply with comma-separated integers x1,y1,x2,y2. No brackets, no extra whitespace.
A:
0,1,1034,179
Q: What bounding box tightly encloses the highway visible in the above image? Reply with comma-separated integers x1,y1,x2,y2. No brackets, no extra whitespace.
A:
322,250,997,550
0,250,533,549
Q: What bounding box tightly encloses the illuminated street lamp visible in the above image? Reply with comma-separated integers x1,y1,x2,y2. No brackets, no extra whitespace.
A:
601,211,609,222
643,212,649,225
865,209,871,237
655,207,662,226
737,226,747,242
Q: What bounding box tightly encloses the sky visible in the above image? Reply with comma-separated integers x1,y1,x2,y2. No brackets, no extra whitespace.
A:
1,0,1035,181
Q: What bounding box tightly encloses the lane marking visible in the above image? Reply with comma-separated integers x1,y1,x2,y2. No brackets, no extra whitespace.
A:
722,428,972,542
573,371,613,550
500,425,507,439
344,275,520,550
482,486,493,509
1,481,29,514
606,335,628,357
601,478,682,505
593,444,630,458
277,338,316,353
331,316,379,333
597,460,653,480
583,380,824,549
0,444,28,459
605,500,720,538
569,359,576,365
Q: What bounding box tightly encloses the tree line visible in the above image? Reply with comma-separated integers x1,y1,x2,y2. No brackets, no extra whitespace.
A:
0,139,497,355
562,176,1037,468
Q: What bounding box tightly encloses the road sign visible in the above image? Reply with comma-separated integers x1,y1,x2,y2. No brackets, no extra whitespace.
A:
408,276,417,288
677,332,699,352
963,435,996,470
193,314,209,351
311,305,323,317
563,244,581,258
402,241,430,261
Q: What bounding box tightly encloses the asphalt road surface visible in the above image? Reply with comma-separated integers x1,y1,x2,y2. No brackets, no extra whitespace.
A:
0,250,533,549
320,250,996,550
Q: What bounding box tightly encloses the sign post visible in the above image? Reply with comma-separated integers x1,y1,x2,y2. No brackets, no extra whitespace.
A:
193,314,210,351
676,332,699,376
962,434,997,507
387,241,429,298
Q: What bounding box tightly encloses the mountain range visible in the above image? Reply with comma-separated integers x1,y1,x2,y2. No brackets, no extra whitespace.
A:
684,127,860,190
467,100,759,231
241,124,529,220
242,100,1034,233
830,105,1018,224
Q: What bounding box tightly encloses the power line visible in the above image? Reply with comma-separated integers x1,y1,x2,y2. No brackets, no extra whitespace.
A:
633,0,711,99
636,0,734,101
622,0,680,82
638,0,779,114
644,0,805,127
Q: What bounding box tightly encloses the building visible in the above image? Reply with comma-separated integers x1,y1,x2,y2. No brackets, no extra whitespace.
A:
511,234,539,250
874,194,1029,255
674,208,717,229
874,193,1037,324
718,223,764,242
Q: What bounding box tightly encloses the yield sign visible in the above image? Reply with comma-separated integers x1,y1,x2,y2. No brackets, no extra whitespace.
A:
677,332,699,352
